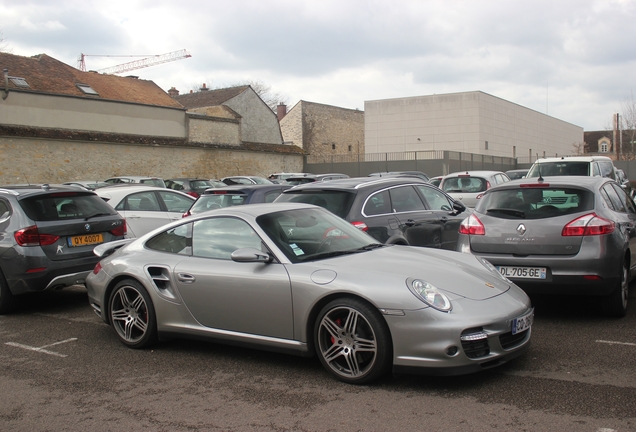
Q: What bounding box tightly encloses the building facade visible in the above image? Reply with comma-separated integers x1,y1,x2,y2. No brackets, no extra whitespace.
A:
364,91,583,163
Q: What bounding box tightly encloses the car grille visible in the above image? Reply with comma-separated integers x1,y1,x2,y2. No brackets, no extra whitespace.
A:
499,329,529,349
460,327,490,359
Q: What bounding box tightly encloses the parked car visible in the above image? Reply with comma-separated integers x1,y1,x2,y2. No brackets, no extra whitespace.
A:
429,176,444,187
526,156,617,181
440,171,511,207
274,177,468,250
184,184,291,216
221,176,273,185
209,179,226,188
505,169,528,180
368,171,431,182
86,203,533,384
165,178,216,198
284,173,350,185
267,172,306,183
456,176,635,317
103,176,166,188
96,185,195,238
63,180,110,190
0,184,126,313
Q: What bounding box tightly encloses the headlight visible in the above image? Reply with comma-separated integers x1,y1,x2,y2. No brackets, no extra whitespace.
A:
406,278,452,312
479,258,510,282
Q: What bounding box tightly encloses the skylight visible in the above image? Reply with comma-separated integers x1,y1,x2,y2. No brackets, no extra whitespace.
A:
76,83,99,95
9,77,29,88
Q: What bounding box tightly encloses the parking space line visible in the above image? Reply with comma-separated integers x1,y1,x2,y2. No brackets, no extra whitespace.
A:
596,340,636,347
5,337,78,357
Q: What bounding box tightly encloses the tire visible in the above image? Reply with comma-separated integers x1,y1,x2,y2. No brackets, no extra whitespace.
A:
0,269,16,315
109,279,157,348
601,258,629,318
314,297,392,384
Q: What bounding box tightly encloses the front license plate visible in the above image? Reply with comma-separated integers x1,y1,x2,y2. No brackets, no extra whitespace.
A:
68,233,104,247
512,309,534,335
497,266,546,279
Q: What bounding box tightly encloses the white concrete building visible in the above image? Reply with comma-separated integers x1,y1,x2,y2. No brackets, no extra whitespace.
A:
364,91,583,162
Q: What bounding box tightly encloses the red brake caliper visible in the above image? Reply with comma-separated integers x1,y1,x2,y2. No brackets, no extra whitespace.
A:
330,318,342,344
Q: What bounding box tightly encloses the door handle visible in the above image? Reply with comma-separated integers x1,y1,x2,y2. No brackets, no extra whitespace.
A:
405,219,415,227
177,273,196,283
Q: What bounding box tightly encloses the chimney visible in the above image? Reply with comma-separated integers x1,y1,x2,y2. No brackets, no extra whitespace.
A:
277,103,287,121
167,87,179,97
200,83,209,91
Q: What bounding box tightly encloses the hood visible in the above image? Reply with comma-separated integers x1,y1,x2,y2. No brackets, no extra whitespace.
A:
317,245,510,301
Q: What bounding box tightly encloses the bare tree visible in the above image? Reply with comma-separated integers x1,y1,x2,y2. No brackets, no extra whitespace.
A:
228,80,289,112
571,141,585,155
0,29,11,53
619,92,636,158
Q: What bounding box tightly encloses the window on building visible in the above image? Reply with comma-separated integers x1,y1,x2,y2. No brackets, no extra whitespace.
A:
513,146,516,157
9,77,29,88
76,84,99,95
485,141,489,150
348,145,352,152
332,144,336,150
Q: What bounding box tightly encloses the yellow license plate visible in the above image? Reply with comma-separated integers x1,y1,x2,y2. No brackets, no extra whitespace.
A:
69,233,104,247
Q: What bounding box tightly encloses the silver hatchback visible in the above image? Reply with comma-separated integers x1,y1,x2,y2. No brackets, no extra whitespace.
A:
456,176,635,317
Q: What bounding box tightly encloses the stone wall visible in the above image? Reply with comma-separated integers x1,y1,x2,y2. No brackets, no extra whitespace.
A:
188,115,241,145
0,137,304,184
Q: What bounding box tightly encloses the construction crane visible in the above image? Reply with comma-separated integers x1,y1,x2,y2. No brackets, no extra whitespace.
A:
76,49,191,74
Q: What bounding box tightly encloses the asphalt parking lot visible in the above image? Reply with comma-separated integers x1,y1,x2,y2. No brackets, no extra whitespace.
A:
1,284,635,431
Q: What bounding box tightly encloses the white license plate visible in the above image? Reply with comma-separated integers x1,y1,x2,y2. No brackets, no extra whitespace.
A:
512,309,534,335
497,266,546,279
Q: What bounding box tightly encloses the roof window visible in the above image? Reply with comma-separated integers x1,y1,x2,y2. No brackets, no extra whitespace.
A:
9,77,29,88
76,83,99,95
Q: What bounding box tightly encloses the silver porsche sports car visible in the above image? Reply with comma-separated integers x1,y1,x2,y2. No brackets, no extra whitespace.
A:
86,203,533,384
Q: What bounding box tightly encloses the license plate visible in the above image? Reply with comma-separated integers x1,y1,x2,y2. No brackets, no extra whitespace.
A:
512,309,534,335
497,266,546,279
68,233,104,247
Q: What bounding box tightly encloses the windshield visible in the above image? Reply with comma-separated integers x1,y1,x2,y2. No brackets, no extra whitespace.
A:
475,187,594,219
527,162,590,177
274,190,355,218
257,207,382,263
190,194,247,213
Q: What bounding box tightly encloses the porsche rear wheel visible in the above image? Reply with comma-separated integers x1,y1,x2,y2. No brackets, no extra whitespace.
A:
315,297,392,384
109,279,157,348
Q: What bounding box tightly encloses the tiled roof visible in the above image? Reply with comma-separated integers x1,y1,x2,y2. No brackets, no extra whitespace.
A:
0,52,183,108
173,85,250,108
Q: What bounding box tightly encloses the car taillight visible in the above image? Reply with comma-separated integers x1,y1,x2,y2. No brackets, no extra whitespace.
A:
93,262,102,275
14,225,60,246
110,222,126,237
562,213,615,236
486,181,491,189
459,214,485,235
186,191,199,198
351,221,368,231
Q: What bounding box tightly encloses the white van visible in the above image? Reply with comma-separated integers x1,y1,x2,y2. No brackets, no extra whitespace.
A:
526,156,617,181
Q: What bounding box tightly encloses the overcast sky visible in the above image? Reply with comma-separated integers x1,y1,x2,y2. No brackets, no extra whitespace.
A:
2,0,636,131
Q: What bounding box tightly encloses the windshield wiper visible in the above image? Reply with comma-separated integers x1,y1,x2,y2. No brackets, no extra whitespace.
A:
356,243,388,251
486,208,526,218
84,213,113,220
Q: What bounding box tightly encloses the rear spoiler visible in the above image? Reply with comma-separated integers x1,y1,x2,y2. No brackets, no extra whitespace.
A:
93,239,133,258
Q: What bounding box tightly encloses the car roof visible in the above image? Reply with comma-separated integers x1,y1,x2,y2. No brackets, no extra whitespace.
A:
283,176,428,191
202,184,289,194
531,156,613,163
487,175,612,190
96,185,194,200
445,170,507,177
0,184,93,197
106,175,163,180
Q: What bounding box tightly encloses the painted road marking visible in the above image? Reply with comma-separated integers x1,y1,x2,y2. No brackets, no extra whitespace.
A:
596,340,636,347
5,338,78,357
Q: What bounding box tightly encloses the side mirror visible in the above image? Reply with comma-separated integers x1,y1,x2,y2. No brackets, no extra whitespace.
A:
452,200,466,214
231,247,272,263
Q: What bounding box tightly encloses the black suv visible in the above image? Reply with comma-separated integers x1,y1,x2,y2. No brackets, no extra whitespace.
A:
0,185,126,313
274,177,468,249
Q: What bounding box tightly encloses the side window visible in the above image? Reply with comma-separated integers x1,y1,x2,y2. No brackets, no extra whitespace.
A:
363,190,391,216
0,199,10,220
416,185,453,211
264,191,281,203
603,184,626,212
600,188,616,211
120,192,160,211
610,183,636,214
592,163,601,177
389,186,426,212
159,191,194,212
599,162,616,179
146,224,191,255
192,217,262,259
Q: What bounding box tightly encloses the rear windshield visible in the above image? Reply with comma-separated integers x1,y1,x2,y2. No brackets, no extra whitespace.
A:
285,178,316,185
140,178,166,188
442,176,488,193
19,192,118,221
274,191,355,218
190,194,247,213
527,162,590,177
475,187,595,219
